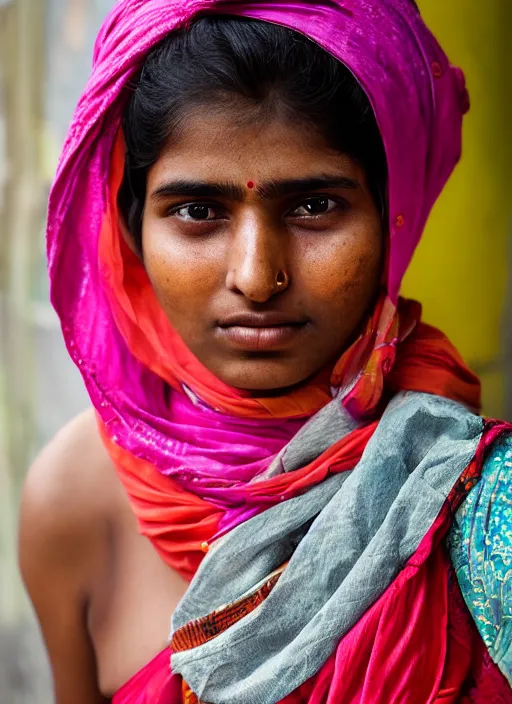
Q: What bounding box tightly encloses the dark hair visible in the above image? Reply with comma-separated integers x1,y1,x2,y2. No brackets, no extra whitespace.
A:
119,16,387,251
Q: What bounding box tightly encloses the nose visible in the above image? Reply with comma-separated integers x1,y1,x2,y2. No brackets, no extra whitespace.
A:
225,212,288,303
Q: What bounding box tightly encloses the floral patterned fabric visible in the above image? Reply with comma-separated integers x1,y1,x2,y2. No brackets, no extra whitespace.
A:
449,436,512,687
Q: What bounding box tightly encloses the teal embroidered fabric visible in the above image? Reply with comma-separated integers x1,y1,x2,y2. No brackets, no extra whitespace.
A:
449,435,512,684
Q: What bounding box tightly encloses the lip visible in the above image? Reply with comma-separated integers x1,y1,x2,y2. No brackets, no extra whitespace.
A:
218,311,307,328
216,312,308,351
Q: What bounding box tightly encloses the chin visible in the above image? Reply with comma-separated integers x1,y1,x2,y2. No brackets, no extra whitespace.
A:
214,359,314,394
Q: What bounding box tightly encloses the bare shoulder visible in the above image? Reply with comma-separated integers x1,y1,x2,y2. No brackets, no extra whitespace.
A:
19,407,128,606
19,409,115,704
21,408,119,525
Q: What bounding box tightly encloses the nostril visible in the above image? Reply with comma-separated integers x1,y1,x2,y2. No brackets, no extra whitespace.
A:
245,286,277,304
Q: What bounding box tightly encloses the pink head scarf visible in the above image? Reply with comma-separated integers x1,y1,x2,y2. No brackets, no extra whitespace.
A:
47,0,472,519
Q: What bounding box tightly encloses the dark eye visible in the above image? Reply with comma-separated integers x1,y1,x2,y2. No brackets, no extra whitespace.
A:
174,204,216,221
290,197,338,217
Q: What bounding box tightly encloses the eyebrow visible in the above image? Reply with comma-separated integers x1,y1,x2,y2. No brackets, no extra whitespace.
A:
151,180,245,202
150,174,360,203
256,175,360,199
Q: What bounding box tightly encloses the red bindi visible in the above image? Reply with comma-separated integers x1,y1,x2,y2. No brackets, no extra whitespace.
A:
247,181,255,189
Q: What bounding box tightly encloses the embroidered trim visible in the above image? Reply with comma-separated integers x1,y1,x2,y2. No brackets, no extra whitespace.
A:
171,566,285,653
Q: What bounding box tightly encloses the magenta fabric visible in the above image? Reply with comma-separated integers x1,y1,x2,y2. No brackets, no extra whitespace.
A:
149,392,308,532
47,0,469,507
112,649,182,703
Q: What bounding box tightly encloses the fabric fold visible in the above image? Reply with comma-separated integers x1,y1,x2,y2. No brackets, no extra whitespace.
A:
170,393,484,703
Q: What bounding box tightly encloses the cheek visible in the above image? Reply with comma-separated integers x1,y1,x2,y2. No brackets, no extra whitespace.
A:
298,228,382,304
142,221,223,327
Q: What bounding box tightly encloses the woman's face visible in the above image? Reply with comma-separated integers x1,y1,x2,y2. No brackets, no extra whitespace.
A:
141,108,383,392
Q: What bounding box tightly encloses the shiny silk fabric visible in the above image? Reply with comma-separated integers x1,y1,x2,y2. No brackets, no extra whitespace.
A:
46,0,502,702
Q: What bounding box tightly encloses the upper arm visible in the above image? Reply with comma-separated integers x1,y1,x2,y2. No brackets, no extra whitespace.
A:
19,414,110,704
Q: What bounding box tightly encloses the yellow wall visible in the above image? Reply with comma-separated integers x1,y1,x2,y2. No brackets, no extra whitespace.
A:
403,1,512,417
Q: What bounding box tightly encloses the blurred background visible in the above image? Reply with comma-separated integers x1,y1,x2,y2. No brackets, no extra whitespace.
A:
0,0,510,701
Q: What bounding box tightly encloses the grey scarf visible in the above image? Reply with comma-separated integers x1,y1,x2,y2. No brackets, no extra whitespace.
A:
171,392,483,704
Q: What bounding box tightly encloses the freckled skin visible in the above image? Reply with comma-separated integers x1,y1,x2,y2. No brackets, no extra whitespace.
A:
141,110,383,392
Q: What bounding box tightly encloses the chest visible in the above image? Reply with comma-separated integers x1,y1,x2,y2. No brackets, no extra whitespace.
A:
87,503,188,697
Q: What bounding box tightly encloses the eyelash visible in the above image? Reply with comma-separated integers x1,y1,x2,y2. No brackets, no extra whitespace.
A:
166,196,348,222
288,197,347,218
167,203,222,221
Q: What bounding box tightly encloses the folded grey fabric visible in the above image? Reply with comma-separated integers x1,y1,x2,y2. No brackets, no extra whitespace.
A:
171,392,483,704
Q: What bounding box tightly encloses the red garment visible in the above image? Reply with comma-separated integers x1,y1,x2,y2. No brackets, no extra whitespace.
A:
112,508,512,704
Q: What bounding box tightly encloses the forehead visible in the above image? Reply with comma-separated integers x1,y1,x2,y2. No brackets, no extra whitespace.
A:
147,109,363,186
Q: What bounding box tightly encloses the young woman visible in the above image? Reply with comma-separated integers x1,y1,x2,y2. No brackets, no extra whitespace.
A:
19,1,511,703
